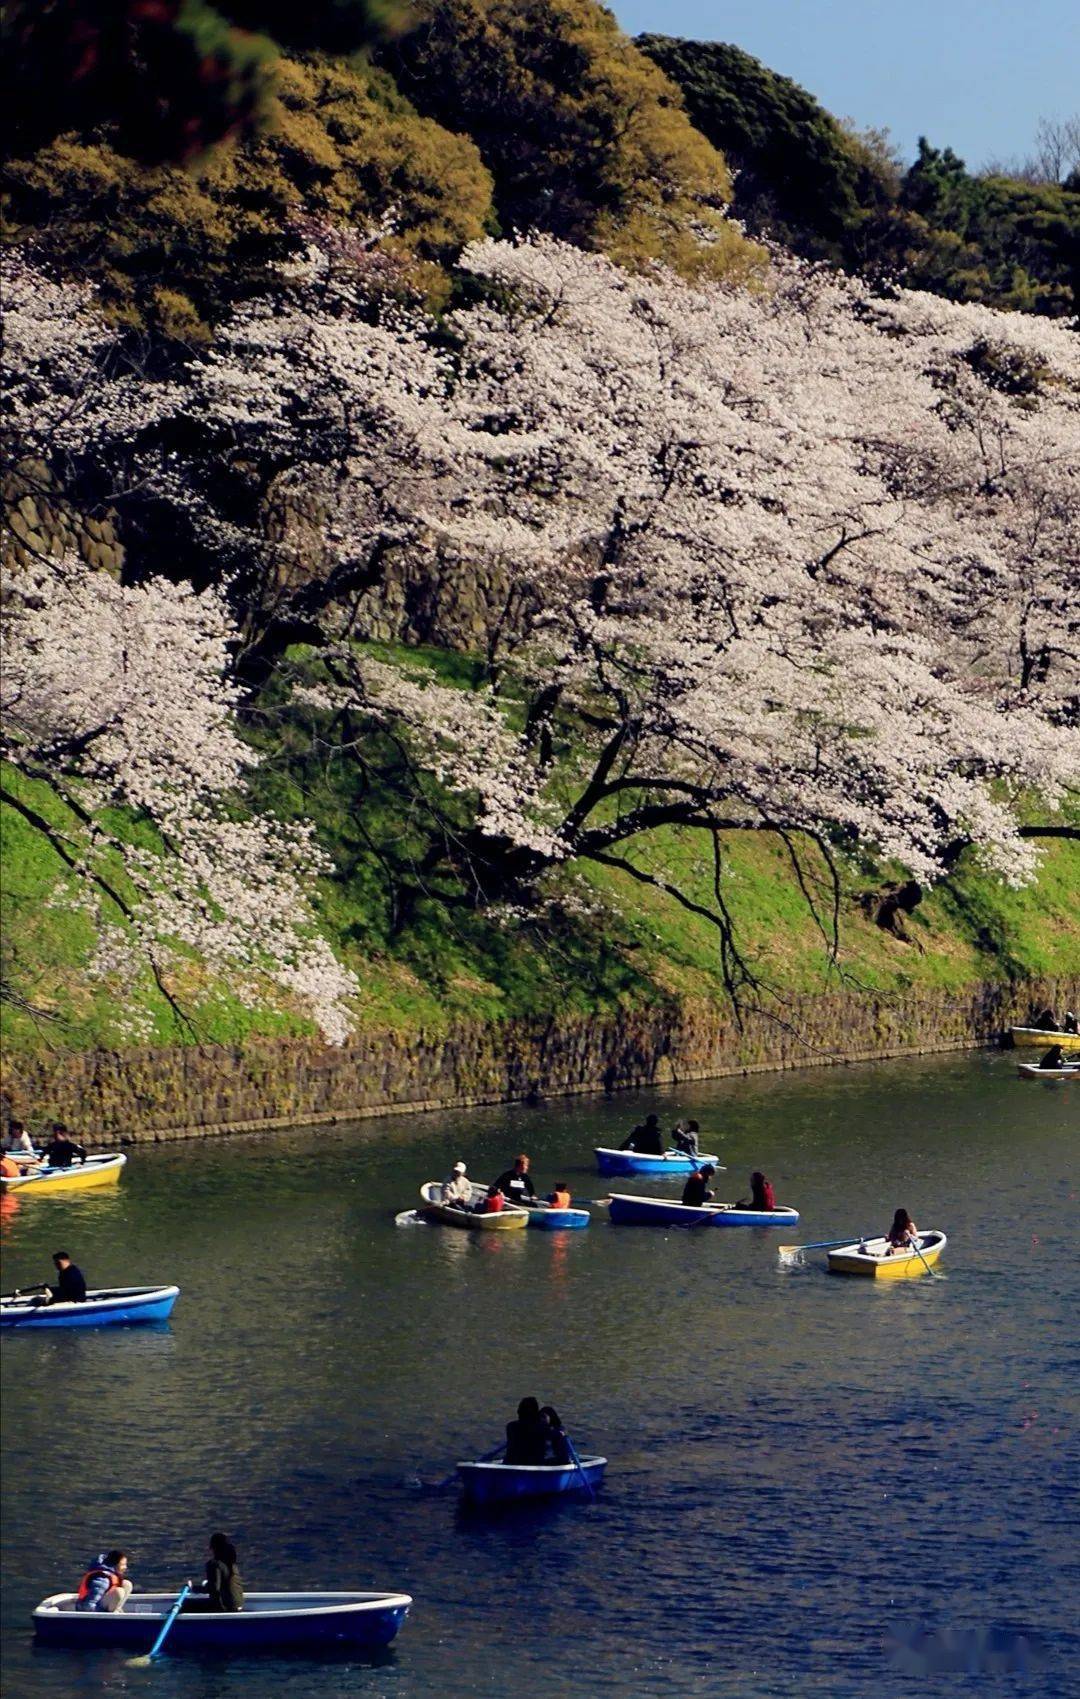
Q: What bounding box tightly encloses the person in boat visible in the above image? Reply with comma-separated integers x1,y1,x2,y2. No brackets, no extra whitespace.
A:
41,1125,87,1168
735,1171,775,1211
493,1155,536,1206
75,1550,132,1613
505,1396,548,1465
682,1163,717,1207
0,1154,21,1180
1033,1007,1058,1030
441,1161,473,1207
670,1119,701,1158
619,1114,664,1156
1063,1010,1079,1035
475,1185,505,1215
884,1207,919,1253
47,1250,87,1304
548,1183,572,1209
540,1405,573,1466
1038,1044,1066,1070
193,1532,244,1612
2,1120,36,1154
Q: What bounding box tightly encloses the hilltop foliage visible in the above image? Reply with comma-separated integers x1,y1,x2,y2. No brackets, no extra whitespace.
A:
638,35,1080,317
376,0,765,283
3,56,493,339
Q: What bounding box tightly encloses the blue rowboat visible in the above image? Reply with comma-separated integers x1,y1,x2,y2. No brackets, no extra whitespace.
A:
607,1194,799,1229
1,1285,179,1330
32,1591,411,1655
594,1147,721,1178
525,1203,590,1230
457,1458,606,1506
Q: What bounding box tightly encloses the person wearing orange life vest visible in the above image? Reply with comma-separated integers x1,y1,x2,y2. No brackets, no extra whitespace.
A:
76,1550,133,1613
476,1185,505,1215
548,1184,572,1209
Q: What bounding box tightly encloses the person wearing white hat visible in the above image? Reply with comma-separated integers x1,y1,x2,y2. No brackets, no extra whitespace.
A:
440,1160,473,1208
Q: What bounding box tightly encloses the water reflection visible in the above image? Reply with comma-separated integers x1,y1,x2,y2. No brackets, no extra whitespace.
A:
2,1052,1077,1698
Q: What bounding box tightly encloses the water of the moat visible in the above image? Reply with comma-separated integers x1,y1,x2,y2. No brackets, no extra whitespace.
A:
1,1050,1076,1698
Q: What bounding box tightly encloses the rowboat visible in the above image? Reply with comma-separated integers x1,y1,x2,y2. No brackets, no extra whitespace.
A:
418,1182,528,1230
1016,1061,1080,1080
1,1285,179,1330
32,1590,411,1654
524,1202,590,1230
607,1193,798,1228
0,1154,126,1195
457,1457,606,1506
827,1230,946,1279
1009,1026,1080,1050
594,1147,722,1178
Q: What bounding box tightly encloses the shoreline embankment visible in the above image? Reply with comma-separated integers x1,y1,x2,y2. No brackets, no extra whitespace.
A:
2,975,1076,1145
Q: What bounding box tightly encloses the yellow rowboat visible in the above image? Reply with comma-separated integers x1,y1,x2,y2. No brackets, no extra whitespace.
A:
1009,1026,1080,1050
418,1182,528,1230
0,1154,127,1195
828,1230,946,1279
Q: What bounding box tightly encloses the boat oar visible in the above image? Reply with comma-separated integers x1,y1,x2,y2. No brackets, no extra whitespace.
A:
564,1435,596,1502
433,1441,504,1491
127,1580,191,1666
908,1235,941,1280
777,1238,857,1264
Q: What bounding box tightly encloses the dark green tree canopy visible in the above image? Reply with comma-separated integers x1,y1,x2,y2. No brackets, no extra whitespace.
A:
2,0,399,163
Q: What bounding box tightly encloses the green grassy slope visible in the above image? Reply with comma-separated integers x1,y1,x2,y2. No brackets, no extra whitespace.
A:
3,752,1077,1059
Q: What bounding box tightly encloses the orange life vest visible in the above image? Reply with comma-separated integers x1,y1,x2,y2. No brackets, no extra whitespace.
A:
550,1189,571,1209
77,1563,122,1603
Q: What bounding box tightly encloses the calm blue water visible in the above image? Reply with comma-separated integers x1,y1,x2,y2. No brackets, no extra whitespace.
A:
1,1051,1077,1697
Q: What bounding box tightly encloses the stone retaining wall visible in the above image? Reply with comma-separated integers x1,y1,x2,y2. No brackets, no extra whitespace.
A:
3,975,1075,1144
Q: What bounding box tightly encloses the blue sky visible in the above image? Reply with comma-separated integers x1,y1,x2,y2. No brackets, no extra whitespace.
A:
615,0,1080,169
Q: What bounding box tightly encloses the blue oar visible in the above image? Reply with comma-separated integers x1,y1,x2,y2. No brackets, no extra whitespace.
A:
127,1580,191,1666
777,1237,860,1262
434,1441,504,1491
563,1434,596,1502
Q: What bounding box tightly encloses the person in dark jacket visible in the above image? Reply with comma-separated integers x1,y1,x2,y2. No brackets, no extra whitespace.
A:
670,1119,700,1157
42,1126,87,1168
1038,1045,1065,1069
540,1406,572,1466
493,1155,536,1206
203,1533,243,1612
682,1165,716,1208
505,1397,548,1465
1033,1008,1058,1030
48,1250,87,1304
619,1114,664,1156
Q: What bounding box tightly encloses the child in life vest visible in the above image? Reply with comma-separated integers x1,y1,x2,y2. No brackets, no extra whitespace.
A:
76,1551,133,1612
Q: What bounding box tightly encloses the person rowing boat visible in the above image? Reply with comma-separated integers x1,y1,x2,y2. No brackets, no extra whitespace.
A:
504,1397,548,1464
619,1114,664,1156
883,1207,919,1253
12,1250,87,1305
493,1154,536,1206
1038,1044,1066,1070
41,1126,87,1169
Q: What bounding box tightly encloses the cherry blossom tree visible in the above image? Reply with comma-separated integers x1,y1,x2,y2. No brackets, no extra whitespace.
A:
1,556,357,1042
4,238,1077,1016
168,234,1079,995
